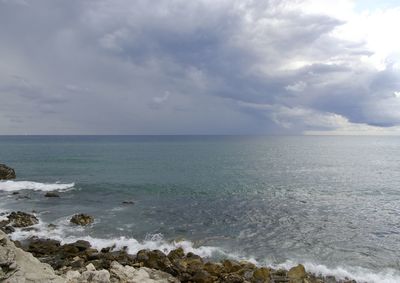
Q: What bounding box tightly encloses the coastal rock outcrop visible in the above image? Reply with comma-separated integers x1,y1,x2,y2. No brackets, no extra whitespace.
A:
70,214,94,226
0,230,65,283
0,164,16,180
6,211,39,228
63,261,179,283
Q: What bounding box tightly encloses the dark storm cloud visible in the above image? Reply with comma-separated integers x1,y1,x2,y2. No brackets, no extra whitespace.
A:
0,0,399,134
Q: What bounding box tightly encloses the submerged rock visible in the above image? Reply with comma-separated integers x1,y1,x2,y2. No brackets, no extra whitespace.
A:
45,192,60,198
7,211,39,228
70,214,94,226
0,164,16,180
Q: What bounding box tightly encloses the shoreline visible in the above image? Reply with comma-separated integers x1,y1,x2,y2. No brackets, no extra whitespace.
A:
1,210,358,283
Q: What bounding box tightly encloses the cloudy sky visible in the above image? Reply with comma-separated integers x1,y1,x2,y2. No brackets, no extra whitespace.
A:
0,0,399,135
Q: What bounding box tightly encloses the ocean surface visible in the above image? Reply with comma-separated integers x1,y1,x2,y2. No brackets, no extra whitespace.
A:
1,135,400,282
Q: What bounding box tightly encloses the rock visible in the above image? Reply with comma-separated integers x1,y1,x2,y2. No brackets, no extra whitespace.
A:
203,262,224,276
0,230,65,282
253,267,270,283
45,192,60,198
48,223,58,229
288,264,306,282
80,269,110,283
65,270,81,281
109,261,137,281
60,244,80,256
184,256,204,275
121,201,135,205
191,269,215,283
71,240,91,251
0,226,15,234
27,238,61,256
70,214,94,226
221,273,245,283
70,257,85,268
0,164,16,180
222,259,242,273
142,266,180,282
136,249,175,275
167,247,185,261
86,263,96,272
11,192,19,195
7,211,39,227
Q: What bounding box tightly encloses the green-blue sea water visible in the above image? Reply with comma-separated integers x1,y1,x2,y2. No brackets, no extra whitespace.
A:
1,135,400,282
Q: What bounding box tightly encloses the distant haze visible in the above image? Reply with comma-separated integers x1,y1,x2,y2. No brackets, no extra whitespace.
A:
0,0,399,135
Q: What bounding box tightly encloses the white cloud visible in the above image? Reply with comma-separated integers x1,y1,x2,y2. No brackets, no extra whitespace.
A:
285,81,307,92
152,91,170,104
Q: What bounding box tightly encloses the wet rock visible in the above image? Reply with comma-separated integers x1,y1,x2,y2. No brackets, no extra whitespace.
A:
11,191,19,195
60,244,80,257
70,214,94,226
203,262,225,276
48,223,58,229
71,240,91,251
121,201,135,205
184,256,204,275
167,247,185,261
222,259,242,273
0,164,16,180
1,225,15,234
27,238,61,256
101,245,115,253
45,192,60,198
70,256,85,268
7,211,39,227
136,249,175,275
252,267,270,283
221,273,245,283
191,269,215,283
288,264,306,282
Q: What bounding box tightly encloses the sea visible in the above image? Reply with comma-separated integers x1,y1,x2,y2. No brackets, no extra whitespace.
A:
0,135,400,283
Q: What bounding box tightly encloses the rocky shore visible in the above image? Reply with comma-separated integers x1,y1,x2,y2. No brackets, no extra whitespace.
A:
0,210,358,283
0,165,358,283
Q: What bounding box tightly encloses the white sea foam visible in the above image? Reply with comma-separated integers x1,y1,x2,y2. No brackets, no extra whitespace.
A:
10,216,221,259
9,217,400,283
0,180,75,192
270,260,400,283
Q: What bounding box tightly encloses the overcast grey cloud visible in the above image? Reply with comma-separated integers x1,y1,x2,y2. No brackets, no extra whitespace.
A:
0,0,399,134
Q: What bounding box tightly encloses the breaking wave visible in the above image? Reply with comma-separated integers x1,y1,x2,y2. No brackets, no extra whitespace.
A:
0,180,75,192
8,216,400,283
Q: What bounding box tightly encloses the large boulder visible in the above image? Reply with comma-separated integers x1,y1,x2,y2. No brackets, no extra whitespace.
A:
70,214,94,226
0,230,65,283
288,264,306,283
136,249,175,274
27,238,61,256
0,164,16,180
7,211,39,228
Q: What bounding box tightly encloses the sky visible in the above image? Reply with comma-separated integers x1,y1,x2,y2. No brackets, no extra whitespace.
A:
0,0,399,135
